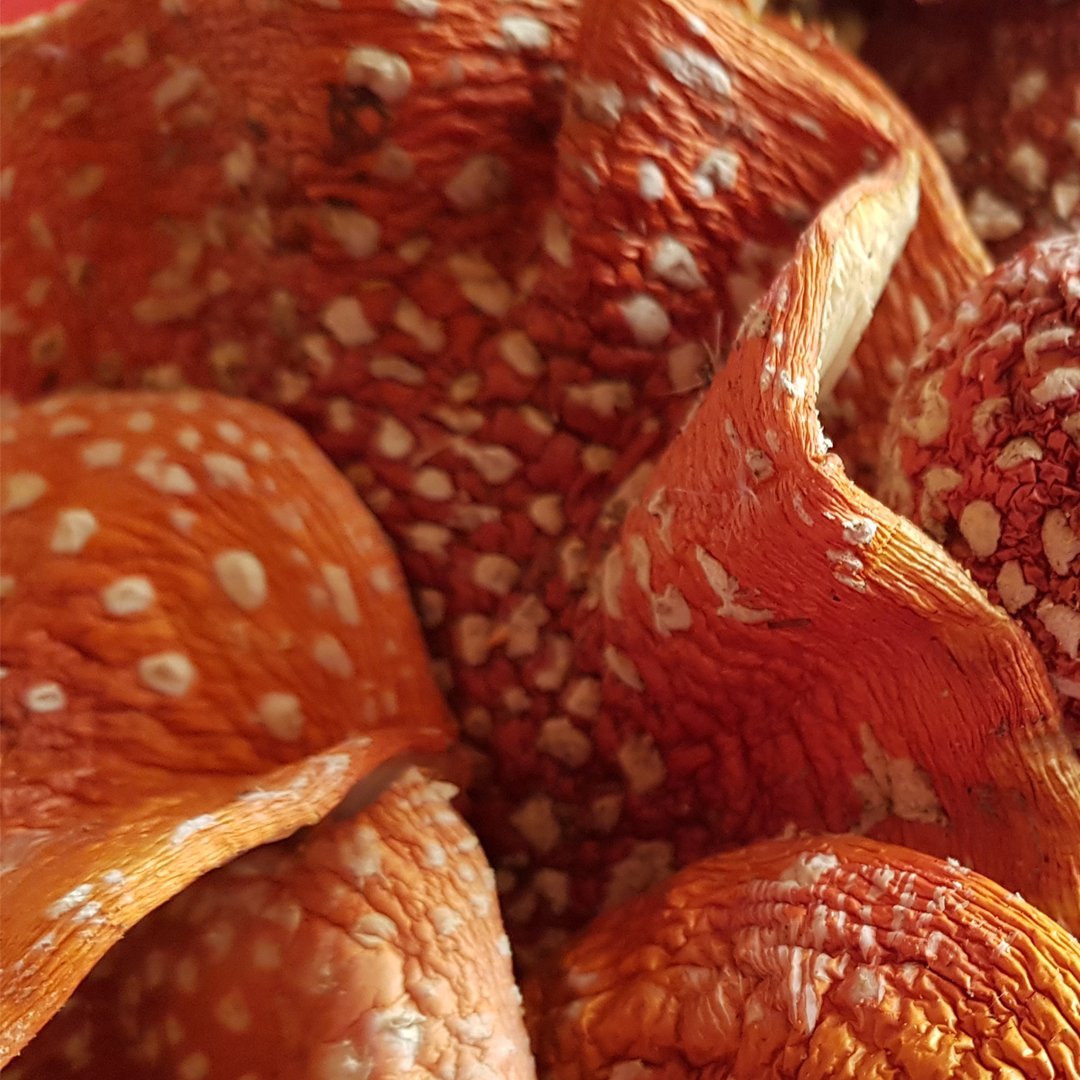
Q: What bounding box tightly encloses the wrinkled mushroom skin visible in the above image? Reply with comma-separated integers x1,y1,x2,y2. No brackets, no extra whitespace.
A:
576,160,1080,941
7,769,534,1080
0,0,577,405
525,835,1080,1079
861,0,1080,258
880,235,1080,746
0,0,998,954
0,0,984,487
757,12,991,480
0,391,453,1063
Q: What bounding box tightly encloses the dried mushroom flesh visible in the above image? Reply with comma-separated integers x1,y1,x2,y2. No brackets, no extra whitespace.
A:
8,770,533,1080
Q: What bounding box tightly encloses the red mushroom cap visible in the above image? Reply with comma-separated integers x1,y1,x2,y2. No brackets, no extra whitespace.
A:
526,834,1080,1078
7,768,534,1080
6,0,1066,962
880,233,1080,745
0,390,453,1063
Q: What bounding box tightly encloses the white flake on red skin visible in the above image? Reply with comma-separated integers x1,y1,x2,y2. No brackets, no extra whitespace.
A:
880,234,1080,746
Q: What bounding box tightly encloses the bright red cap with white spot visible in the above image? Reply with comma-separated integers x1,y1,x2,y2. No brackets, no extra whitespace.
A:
525,834,1080,1078
0,391,453,1064
880,234,1080,746
9,769,534,1080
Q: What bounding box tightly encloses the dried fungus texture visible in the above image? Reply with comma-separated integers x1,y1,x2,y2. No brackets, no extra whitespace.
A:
861,0,1080,259
525,835,1080,1079
0,391,453,1064
0,0,998,952
6,770,534,1080
880,235,1080,747
535,160,1080,949
0,0,985,488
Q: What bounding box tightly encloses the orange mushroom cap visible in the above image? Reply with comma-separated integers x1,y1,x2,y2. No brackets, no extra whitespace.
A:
3,0,1060,956
525,834,1080,1078
0,390,453,1063
0,0,983,487
561,157,1080,941
880,234,1080,746
860,0,1080,259
7,768,533,1080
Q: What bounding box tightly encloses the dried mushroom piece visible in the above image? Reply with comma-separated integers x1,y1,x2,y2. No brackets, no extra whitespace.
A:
860,0,1080,258
7,769,534,1080
0,0,984,487
880,234,1080,747
0,391,453,1064
564,158,1080,939
525,834,1080,1079
756,6,991,481
0,0,578,404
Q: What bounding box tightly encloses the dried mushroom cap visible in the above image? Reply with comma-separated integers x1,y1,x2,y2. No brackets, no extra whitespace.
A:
880,234,1080,746
0,391,453,1064
582,159,1080,938
0,0,1037,953
757,8,990,482
525,834,1080,1079
0,0,981,485
7,769,533,1080
861,0,1080,258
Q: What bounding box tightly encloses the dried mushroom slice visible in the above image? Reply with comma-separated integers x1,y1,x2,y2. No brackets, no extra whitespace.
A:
525,834,1080,1079
7,769,533,1080
0,391,453,1064
860,0,1080,258
880,234,1080,747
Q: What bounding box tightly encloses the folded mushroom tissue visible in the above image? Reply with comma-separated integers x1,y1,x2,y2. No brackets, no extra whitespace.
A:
0,391,532,1077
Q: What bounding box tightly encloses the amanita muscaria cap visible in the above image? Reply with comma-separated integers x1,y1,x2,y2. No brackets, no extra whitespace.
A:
0,0,983,487
539,158,1080,942
7,768,534,1080
860,0,1080,259
880,234,1080,746
7,0,1073,951
0,390,453,1063
525,834,1080,1078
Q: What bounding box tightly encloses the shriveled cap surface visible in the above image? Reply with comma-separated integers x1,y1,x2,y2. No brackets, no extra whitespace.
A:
4,0,1068,961
483,160,1079,949
880,235,1080,746
526,834,1080,1079
0,391,453,1062
7,768,533,1080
